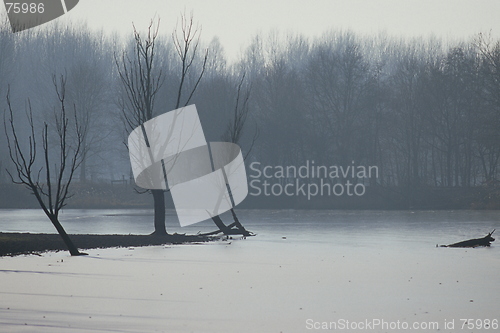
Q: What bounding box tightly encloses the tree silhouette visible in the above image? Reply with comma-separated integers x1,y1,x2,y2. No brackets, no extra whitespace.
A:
4,75,86,255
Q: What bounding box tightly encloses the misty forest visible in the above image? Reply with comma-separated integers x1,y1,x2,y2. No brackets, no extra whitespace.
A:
1,16,500,211
2,7,500,331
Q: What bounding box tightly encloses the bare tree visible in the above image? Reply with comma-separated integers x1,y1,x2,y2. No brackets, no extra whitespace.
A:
4,75,86,256
172,12,208,109
476,33,500,182
65,30,114,183
116,19,167,235
307,32,370,167
215,73,257,237
116,14,208,235
222,73,252,145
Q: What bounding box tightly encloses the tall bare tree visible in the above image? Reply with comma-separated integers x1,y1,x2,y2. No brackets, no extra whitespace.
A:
476,34,500,182
220,73,256,236
4,75,86,255
116,14,207,235
116,19,166,234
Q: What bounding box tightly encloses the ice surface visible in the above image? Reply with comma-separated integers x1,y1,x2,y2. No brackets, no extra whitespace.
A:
1,210,499,332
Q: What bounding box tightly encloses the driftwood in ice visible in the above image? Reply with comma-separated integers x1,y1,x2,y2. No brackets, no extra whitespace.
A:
439,230,495,248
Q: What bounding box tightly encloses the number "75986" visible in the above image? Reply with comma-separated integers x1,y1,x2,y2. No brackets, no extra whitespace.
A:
5,2,45,14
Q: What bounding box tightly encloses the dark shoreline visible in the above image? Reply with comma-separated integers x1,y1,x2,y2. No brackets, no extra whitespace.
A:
0,232,216,257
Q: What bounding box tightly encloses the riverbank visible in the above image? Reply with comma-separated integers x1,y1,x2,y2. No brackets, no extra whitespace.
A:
0,232,216,257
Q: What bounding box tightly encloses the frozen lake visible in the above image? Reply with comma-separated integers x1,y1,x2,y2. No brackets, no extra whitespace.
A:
1,209,499,332
1,208,499,248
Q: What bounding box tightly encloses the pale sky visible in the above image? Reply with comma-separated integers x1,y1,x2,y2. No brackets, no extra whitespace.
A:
51,0,500,61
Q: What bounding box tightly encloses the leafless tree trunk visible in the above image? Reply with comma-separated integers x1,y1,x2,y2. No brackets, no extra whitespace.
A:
116,14,208,235
4,75,86,255
116,19,167,235
225,73,257,233
204,73,256,237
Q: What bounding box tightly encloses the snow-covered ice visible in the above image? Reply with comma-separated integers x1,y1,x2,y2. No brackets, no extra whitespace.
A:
1,210,500,332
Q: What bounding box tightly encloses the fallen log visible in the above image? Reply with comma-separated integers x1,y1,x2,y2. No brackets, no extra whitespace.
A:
439,230,495,248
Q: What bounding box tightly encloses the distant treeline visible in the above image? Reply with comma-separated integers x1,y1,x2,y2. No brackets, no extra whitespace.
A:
0,183,151,209
0,19,499,208
0,182,498,210
246,32,500,192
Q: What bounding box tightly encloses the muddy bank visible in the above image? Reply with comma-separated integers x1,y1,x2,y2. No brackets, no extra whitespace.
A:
0,232,215,257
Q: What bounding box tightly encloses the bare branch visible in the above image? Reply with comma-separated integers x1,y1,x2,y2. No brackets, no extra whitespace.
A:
172,11,208,108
